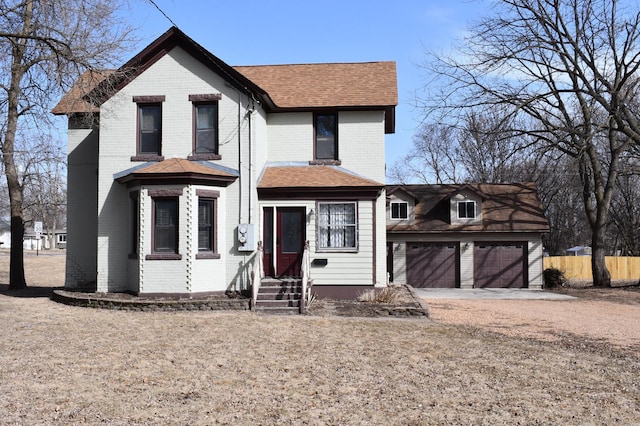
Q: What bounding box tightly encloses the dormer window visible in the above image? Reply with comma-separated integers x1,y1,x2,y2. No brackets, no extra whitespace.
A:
390,201,408,220
458,201,476,219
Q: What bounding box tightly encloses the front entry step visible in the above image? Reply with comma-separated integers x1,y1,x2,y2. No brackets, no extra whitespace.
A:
254,278,303,314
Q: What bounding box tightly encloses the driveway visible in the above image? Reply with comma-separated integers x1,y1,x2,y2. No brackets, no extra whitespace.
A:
413,287,576,300
421,286,640,354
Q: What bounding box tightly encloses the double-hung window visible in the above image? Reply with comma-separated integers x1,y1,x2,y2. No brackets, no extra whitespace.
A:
153,198,178,254
146,189,182,260
314,112,338,161
196,189,220,259
390,201,408,220
458,201,476,219
133,96,165,160
189,94,221,160
317,202,357,251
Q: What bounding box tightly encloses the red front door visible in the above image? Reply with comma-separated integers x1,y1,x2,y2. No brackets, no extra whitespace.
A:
275,207,305,277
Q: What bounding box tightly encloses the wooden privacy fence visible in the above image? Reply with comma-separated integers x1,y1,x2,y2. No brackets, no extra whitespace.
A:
543,256,640,280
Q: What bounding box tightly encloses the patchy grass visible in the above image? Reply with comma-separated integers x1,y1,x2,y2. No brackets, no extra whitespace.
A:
0,250,639,424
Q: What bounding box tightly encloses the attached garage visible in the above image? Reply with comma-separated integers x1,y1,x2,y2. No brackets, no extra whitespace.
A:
474,242,526,288
406,242,459,288
386,184,549,290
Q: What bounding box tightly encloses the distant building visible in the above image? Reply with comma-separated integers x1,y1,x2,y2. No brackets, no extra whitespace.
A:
565,245,592,256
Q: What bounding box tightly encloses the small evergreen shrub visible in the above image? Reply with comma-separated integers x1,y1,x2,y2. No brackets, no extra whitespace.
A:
543,267,566,289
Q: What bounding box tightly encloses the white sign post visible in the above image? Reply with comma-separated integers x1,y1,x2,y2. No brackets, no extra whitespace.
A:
34,221,43,255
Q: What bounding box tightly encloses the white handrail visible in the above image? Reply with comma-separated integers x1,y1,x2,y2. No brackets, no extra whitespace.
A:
252,241,264,310
300,240,311,313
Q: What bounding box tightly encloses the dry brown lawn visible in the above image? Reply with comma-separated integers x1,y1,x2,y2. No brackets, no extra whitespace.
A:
0,249,639,425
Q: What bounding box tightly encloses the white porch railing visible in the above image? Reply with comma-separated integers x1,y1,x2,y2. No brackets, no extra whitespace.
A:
300,240,311,313
252,241,264,311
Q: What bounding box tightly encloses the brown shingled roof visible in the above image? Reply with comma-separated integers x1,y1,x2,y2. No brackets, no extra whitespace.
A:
387,183,549,233
52,28,397,121
234,62,397,109
258,165,383,189
52,70,113,115
115,158,237,186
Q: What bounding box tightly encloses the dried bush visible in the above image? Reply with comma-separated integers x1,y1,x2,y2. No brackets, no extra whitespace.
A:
357,286,402,304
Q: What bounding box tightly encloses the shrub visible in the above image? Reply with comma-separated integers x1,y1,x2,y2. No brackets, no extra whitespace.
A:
543,267,566,289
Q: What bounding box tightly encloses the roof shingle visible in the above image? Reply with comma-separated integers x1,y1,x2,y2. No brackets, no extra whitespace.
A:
258,165,383,189
234,62,397,109
387,183,549,233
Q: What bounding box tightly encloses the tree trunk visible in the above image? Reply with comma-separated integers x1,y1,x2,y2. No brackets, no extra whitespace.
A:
8,217,26,290
591,232,611,288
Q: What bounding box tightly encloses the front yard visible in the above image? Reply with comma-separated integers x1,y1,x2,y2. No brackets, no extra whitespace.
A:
0,250,638,424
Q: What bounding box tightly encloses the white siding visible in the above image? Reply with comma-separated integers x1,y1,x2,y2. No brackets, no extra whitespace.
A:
65,117,98,289
339,111,386,183
266,113,312,161
528,239,544,289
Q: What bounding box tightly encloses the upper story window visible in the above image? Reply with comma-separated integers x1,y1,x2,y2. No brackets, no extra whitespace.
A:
390,201,408,220
189,94,222,160
133,96,165,161
317,201,357,251
458,201,476,219
314,112,338,161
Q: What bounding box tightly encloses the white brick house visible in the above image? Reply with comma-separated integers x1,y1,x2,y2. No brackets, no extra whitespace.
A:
53,27,397,298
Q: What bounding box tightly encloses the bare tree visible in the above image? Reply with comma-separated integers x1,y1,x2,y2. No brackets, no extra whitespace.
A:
387,123,461,184
21,136,67,249
0,0,135,289
419,0,640,287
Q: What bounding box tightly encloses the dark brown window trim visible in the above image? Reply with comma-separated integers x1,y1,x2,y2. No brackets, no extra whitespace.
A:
145,253,182,260
188,153,222,161
189,94,222,102
196,252,221,260
309,159,341,166
313,111,339,161
131,154,165,162
148,188,183,197
196,189,220,198
133,95,166,103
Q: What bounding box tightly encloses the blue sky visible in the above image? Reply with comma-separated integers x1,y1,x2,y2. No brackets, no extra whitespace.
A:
126,0,487,178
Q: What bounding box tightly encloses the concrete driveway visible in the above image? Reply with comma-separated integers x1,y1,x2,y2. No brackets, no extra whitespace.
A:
413,287,576,300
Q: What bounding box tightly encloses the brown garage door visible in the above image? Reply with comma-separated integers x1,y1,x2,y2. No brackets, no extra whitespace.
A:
474,242,526,288
406,242,459,288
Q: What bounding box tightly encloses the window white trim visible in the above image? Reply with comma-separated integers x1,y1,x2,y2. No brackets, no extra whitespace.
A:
316,201,358,252
457,200,476,219
390,201,408,220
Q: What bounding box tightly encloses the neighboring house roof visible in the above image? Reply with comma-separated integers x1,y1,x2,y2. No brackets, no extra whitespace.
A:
387,183,550,233
51,27,397,132
258,164,383,198
114,158,239,186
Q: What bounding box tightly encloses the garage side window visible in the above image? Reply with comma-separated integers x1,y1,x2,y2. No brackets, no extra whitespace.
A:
390,201,408,220
457,201,476,219
317,202,357,251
